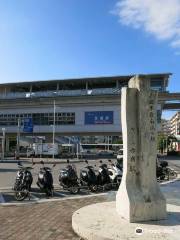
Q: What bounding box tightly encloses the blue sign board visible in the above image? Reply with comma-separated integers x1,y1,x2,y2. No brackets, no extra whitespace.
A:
85,111,113,124
23,118,33,133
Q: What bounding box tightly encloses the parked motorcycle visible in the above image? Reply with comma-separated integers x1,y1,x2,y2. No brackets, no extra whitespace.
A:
37,161,55,197
156,160,169,181
59,159,80,194
80,160,98,192
107,159,122,188
96,160,111,191
14,161,33,201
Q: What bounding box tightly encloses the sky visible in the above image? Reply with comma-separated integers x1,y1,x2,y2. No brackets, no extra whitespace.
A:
0,0,179,119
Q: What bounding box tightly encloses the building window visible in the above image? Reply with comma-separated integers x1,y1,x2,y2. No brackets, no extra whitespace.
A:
0,112,75,126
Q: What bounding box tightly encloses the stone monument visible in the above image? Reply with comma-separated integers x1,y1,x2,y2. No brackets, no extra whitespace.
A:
116,75,167,222
72,75,180,240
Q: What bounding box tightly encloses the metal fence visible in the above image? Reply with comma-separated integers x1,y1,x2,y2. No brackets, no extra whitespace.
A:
0,88,121,100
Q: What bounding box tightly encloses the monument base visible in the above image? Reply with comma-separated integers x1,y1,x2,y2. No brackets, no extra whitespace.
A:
116,186,167,222
72,202,180,240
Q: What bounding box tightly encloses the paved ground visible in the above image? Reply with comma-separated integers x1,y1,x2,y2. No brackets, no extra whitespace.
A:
0,186,111,205
0,156,179,205
0,180,180,240
0,155,179,240
0,194,108,240
0,157,180,240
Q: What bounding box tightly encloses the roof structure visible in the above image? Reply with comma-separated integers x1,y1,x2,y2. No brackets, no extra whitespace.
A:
0,73,171,87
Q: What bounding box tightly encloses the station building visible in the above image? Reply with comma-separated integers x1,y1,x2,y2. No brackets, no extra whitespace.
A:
0,73,171,152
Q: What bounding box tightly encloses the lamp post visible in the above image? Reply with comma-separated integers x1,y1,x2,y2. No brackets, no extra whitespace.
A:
76,143,79,160
16,118,20,160
2,128,5,160
52,100,56,160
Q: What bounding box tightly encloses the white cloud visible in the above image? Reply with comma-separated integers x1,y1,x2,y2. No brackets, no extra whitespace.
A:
113,0,180,49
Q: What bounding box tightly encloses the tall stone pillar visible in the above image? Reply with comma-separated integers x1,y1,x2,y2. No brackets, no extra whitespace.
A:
116,75,166,222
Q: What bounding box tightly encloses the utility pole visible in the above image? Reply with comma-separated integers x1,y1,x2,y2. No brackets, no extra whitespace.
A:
16,118,20,160
107,136,110,151
76,143,79,160
2,128,5,160
52,100,56,160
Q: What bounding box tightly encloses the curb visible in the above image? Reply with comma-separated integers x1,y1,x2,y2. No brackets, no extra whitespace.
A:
160,177,180,185
0,191,108,207
0,184,60,191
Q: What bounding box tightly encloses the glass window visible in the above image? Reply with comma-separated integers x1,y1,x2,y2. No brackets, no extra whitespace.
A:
0,112,75,126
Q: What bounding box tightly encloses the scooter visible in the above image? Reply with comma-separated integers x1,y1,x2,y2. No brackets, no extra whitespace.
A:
96,160,111,191
59,159,80,194
80,160,98,192
14,161,33,201
107,159,122,188
37,161,55,197
156,159,170,181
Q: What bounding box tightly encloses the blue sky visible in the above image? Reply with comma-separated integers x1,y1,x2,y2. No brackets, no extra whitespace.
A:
0,0,179,119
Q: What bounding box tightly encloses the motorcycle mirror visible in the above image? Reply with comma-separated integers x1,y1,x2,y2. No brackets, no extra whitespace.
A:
85,160,88,164
32,162,35,165
99,160,102,164
67,159,70,163
108,159,111,162
94,164,96,167
40,160,44,165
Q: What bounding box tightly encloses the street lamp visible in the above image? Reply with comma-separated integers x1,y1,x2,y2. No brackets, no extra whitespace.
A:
2,128,6,160
52,100,56,160
16,118,21,160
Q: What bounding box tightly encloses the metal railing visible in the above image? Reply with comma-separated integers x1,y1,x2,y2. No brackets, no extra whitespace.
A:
0,86,165,100
0,88,122,99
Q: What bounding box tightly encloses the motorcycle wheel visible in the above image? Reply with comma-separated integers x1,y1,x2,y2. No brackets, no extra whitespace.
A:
89,185,98,192
45,188,53,197
168,169,178,179
160,175,165,181
103,183,111,191
173,172,178,178
69,185,80,194
116,179,121,187
14,188,28,201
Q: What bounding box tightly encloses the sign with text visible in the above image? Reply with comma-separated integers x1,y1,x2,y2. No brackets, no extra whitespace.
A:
85,111,113,124
23,118,33,133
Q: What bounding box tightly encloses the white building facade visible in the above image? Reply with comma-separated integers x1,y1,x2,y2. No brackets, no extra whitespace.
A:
0,73,170,152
